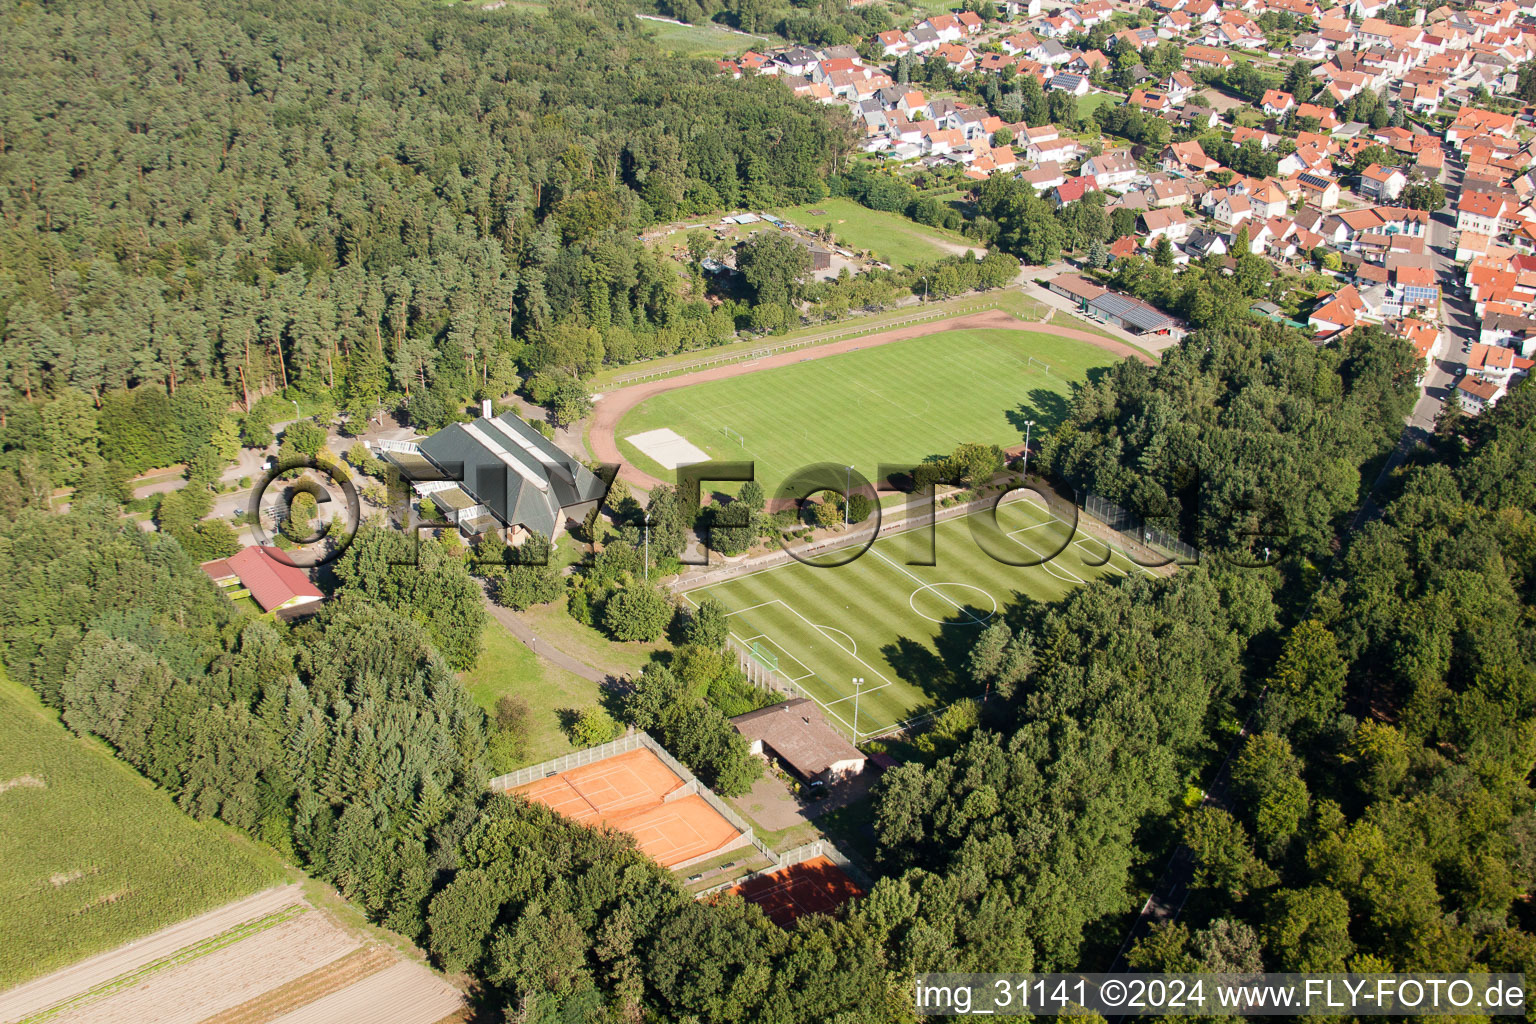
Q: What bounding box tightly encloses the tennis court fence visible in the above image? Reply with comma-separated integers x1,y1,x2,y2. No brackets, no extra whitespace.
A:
696,838,873,898
490,730,778,867
489,733,644,791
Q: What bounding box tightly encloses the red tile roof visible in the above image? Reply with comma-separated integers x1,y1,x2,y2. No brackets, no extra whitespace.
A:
203,545,324,612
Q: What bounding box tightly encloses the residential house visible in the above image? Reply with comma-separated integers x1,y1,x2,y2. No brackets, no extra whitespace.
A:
1140,207,1193,241
1262,90,1297,115
1182,44,1233,68
1160,140,1219,175
1082,151,1139,189
1359,163,1408,201
1309,284,1370,335
1457,190,1510,235
1294,171,1341,209
1455,374,1506,414
1021,160,1067,191
1215,193,1255,228
1184,228,1228,258
1047,71,1092,96
1053,175,1101,206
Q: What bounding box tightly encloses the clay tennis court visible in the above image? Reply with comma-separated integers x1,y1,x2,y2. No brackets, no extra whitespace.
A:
727,856,864,926
515,748,746,869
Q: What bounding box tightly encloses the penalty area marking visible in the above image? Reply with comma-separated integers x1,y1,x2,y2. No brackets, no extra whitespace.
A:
907,582,998,625
814,624,857,655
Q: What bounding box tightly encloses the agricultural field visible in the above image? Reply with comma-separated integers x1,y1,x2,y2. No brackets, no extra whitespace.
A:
0,885,463,1024
683,497,1157,739
460,621,607,767
0,672,284,989
614,327,1117,495
772,198,980,266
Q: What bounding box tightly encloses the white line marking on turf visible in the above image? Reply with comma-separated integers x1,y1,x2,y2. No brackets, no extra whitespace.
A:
723,600,779,617
815,624,857,655
1075,538,1129,576
867,546,991,626
823,680,892,707
1008,534,1088,586
726,626,860,735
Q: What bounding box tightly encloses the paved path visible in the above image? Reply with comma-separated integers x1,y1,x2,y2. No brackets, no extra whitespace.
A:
481,594,610,685
589,307,1155,491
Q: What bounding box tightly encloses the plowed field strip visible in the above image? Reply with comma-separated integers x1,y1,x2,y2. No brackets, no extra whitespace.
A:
197,946,395,1024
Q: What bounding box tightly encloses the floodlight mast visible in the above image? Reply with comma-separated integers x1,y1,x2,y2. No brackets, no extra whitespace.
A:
852,676,865,742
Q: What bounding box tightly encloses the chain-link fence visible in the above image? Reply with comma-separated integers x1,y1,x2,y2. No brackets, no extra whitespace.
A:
1083,491,1200,564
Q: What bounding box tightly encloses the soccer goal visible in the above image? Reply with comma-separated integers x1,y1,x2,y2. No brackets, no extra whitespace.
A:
722,426,747,449
750,640,780,673
1027,355,1053,377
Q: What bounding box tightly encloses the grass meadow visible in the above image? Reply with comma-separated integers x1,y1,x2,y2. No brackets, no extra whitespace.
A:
640,17,770,56
683,498,1157,738
459,622,607,767
772,198,980,266
614,327,1119,496
0,672,284,988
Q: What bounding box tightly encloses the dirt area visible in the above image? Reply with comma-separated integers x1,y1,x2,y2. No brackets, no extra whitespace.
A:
200,947,396,1024
262,962,463,1024
50,912,361,1024
0,885,305,1023
732,774,812,832
0,885,463,1024
588,307,1155,491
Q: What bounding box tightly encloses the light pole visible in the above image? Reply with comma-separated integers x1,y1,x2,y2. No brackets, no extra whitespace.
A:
852,676,865,742
643,510,651,583
1021,419,1035,478
920,276,929,302
844,465,853,527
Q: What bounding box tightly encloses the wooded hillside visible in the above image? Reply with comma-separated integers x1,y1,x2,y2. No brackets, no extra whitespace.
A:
0,0,845,422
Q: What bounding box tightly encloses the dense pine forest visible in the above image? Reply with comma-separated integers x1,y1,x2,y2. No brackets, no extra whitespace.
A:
0,0,845,472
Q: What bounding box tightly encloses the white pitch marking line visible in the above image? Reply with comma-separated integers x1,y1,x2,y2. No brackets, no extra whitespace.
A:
776,602,901,690
815,624,857,655
1075,537,1130,576
867,546,990,626
823,680,892,707
726,626,860,735
1008,534,1089,586
723,600,779,617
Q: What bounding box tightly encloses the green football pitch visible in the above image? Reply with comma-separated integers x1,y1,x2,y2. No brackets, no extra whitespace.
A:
615,328,1118,497
681,496,1159,740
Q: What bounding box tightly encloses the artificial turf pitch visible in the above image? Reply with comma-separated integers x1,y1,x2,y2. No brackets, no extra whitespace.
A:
614,328,1117,497
681,497,1158,740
